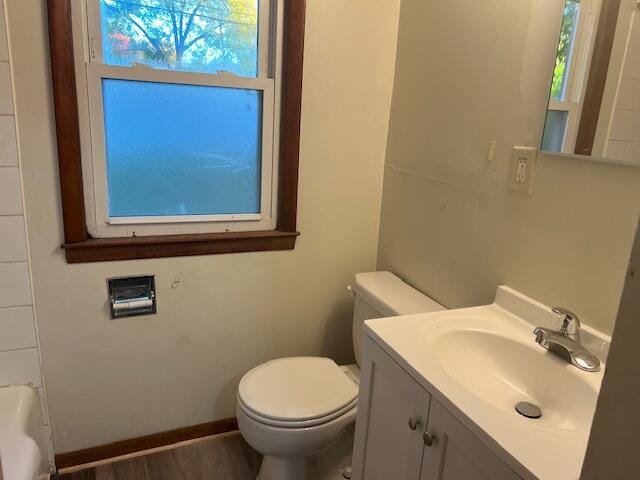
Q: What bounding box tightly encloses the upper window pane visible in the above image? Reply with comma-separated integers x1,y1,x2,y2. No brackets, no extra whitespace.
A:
99,0,259,77
102,79,263,218
551,0,581,100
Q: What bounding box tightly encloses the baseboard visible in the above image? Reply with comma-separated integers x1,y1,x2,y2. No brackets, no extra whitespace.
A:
54,417,238,470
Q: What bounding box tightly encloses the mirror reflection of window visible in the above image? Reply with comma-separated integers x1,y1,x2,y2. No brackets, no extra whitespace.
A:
604,7,640,162
542,0,600,154
542,0,640,163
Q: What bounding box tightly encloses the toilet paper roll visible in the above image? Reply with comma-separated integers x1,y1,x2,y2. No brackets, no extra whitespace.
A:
112,298,154,312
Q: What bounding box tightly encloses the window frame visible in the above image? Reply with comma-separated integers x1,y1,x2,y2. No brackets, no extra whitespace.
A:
575,0,624,155
80,0,278,237
47,0,305,263
545,0,602,154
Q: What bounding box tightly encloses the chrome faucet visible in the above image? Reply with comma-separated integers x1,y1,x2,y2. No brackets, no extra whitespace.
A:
533,307,600,372
552,307,581,342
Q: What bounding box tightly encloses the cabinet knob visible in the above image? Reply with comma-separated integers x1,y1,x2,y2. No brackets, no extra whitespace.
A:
408,417,420,430
423,431,436,447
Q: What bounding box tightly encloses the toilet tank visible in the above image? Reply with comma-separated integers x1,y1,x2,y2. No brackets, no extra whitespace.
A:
351,272,445,366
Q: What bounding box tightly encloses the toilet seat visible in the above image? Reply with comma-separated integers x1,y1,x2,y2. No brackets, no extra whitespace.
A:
238,357,358,428
238,394,357,428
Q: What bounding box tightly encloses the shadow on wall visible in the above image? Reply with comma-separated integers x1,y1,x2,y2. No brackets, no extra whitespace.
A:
211,294,356,420
320,296,356,365
215,375,243,420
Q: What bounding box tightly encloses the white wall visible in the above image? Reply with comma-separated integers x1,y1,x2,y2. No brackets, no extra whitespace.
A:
377,0,640,335
5,0,401,454
0,0,52,468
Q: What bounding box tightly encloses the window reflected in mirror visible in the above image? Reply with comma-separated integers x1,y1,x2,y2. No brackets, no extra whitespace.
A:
542,0,640,164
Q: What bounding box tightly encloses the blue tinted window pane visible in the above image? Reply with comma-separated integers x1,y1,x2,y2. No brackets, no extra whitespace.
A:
100,0,258,77
541,109,569,152
102,79,262,217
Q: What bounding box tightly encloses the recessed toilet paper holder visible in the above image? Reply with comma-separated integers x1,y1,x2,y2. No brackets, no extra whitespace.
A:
108,275,156,319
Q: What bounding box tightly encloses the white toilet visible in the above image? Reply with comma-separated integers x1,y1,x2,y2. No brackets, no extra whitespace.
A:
236,271,445,480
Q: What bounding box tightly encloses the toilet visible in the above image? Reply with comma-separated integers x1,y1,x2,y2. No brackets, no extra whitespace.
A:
236,272,445,480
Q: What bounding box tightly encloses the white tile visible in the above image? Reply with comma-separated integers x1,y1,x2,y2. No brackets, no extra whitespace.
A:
609,109,633,141
629,112,640,142
0,216,27,261
0,306,36,350
0,166,22,215
0,62,12,114
626,142,640,163
0,4,8,62
0,116,18,166
630,16,640,47
616,78,640,111
0,348,41,387
606,141,628,161
0,262,31,307
623,43,640,80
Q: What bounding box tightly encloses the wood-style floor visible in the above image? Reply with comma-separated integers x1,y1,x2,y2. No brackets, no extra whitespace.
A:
53,432,261,480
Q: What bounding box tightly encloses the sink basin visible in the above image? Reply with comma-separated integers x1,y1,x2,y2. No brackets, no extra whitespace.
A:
433,329,598,431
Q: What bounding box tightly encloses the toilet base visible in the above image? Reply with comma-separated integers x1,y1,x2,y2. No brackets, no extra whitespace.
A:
257,455,308,480
255,426,354,480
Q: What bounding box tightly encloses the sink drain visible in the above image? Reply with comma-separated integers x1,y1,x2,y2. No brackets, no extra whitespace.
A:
515,401,542,419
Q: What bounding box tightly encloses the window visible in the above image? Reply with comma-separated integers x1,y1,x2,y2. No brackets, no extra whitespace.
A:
83,0,275,237
542,0,600,153
47,0,305,262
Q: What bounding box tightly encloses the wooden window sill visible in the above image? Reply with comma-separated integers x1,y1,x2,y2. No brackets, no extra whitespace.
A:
62,230,300,263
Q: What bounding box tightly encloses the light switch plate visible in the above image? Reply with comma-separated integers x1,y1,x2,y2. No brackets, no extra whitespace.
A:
510,146,537,195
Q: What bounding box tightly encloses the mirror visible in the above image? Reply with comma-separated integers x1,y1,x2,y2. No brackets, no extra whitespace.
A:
541,0,640,163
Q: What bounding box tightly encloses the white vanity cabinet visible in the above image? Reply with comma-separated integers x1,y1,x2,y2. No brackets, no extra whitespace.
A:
351,334,430,480
352,337,522,480
419,400,521,480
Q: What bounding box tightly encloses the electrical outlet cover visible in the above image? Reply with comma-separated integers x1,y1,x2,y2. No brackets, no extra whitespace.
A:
510,146,537,195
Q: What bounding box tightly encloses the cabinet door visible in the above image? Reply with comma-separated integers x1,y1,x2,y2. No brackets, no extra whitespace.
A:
420,400,521,480
352,337,430,480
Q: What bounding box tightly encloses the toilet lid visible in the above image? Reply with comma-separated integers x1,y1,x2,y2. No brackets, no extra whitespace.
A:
238,357,358,422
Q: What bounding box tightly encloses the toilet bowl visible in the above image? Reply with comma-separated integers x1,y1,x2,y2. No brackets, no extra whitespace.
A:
236,272,445,480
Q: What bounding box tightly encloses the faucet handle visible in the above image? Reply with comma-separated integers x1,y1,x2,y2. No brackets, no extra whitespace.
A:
552,307,581,336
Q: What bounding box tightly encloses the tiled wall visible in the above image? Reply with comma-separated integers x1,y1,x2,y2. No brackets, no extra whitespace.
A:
607,13,640,162
0,0,53,469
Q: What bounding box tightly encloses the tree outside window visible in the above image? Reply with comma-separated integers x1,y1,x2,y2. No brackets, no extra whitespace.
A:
551,0,581,100
100,0,259,77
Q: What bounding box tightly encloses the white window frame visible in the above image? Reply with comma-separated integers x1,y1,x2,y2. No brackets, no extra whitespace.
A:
546,0,601,153
71,0,283,238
